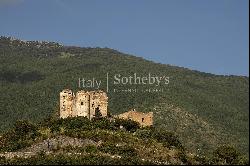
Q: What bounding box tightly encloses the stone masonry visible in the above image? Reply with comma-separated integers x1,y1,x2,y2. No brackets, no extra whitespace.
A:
60,89,108,119
116,109,153,127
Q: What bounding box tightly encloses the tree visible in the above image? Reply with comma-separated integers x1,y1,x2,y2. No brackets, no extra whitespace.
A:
14,120,39,139
94,107,102,119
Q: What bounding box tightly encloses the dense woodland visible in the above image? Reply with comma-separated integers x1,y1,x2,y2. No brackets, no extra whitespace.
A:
0,36,249,161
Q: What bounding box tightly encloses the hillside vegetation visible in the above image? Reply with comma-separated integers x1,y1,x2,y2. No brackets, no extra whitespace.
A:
0,36,249,156
0,117,248,165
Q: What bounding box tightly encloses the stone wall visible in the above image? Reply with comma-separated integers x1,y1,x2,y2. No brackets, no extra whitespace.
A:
116,109,153,127
60,89,74,119
60,89,108,119
89,91,108,119
73,90,90,118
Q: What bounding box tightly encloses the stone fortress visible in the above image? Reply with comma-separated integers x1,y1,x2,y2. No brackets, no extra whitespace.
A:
60,89,108,119
60,89,153,127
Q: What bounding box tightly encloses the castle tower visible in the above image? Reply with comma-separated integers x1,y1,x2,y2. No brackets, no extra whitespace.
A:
60,89,74,118
73,90,90,118
89,91,108,119
59,89,108,119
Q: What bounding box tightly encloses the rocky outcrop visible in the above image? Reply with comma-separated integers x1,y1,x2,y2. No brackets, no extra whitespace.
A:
0,135,97,159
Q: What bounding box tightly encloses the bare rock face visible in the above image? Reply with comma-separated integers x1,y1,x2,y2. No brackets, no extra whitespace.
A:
60,89,108,119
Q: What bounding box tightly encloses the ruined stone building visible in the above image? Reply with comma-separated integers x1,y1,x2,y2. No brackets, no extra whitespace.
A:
60,89,108,119
116,109,153,127
59,89,153,127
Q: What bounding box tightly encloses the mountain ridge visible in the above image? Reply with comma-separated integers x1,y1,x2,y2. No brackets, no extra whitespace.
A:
0,36,249,156
1,36,248,77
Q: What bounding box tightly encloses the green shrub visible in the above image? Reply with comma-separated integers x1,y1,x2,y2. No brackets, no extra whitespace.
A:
1,153,154,165
152,129,184,150
92,118,113,130
213,145,243,164
64,117,92,130
0,120,40,151
113,118,140,132
176,150,188,163
13,120,39,139
0,156,6,165
190,155,212,165
99,142,138,157
135,128,153,139
43,117,93,133
85,145,98,153
135,128,184,150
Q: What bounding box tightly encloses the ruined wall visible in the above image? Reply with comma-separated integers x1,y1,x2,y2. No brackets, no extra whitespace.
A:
117,109,153,127
73,91,90,118
60,89,74,119
59,89,108,119
89,91,108,119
